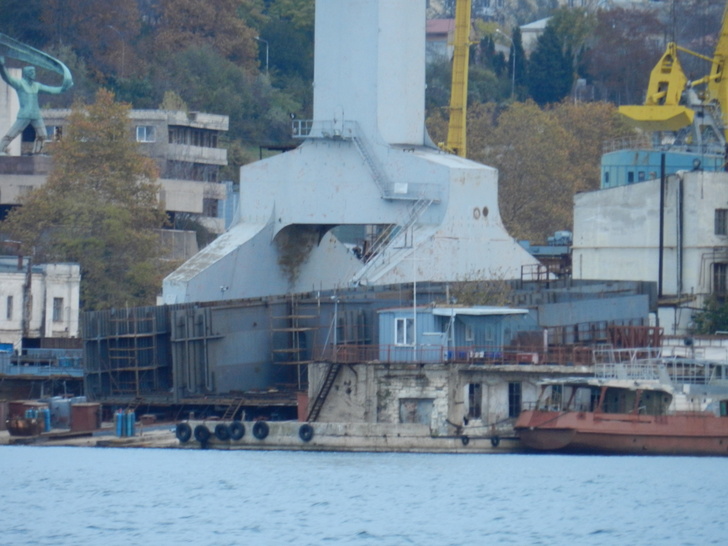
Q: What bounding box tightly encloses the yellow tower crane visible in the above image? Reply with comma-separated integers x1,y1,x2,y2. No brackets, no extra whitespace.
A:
619,1,728,141
443,0,472,158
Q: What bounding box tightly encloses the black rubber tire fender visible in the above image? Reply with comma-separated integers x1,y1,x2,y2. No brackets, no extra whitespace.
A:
490,435,500,448
299,423,314,442
176,423,192,443
229,421,245,441
252,420,269,440
194,424,211,443
461,435,470,446
215,423,231,441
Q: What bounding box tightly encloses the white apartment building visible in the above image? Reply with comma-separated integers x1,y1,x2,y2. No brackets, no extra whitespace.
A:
0,256,80,350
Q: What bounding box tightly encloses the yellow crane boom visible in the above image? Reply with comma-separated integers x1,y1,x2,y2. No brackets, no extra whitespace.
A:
619,1,728,139
444,0,472,158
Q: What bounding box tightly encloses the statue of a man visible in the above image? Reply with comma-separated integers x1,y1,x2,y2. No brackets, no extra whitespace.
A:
0,55,73,155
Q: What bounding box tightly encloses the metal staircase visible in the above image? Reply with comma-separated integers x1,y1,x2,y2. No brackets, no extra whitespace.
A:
351,131,393,198
222,398,244,420
126,397,144,413
306,363,342,422
351,197,433,286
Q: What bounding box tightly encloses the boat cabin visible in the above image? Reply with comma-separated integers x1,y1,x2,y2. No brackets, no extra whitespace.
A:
534,379,673,416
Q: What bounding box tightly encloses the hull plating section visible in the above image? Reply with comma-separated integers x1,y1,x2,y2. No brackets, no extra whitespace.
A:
515,410,728,456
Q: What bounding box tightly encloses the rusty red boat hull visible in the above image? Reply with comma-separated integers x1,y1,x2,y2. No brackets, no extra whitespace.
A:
515,409,728,456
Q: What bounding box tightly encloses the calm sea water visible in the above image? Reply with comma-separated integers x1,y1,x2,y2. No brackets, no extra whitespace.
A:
1,446,725,545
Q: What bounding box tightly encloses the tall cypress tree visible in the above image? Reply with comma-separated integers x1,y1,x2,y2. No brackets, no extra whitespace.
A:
511,27,527,95
527,24,573,106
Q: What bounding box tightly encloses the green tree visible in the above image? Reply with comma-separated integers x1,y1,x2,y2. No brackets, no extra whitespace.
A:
527,24,572,106
258,17,314,83
511,27,528,100
549,7,595,76
425,57,454,113
160,45,300,143
2,90,167,310
692,297,728,335
40,44,96,108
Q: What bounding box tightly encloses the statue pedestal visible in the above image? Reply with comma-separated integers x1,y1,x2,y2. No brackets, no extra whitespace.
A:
0,154,52,175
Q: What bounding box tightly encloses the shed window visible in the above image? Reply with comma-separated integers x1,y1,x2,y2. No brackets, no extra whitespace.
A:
395,317,414,346
6,295,12,320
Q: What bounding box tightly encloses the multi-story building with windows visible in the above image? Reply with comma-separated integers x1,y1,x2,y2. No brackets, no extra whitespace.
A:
0,108,232,242
43,109,231,235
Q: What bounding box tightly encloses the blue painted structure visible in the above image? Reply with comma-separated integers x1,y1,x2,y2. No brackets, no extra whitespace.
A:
601,149,724,189
377,306,536,363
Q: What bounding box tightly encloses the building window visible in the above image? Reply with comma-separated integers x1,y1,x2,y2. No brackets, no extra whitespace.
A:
715,209,728,236
714,263,728,294
169,127,185,144
202,198,219,218
508,382,522,418
52,297,63,322
47,126,63,141
464,324,474,342
6,295,12,320
627,171,634,184
468,383,482,419
136,126,156,143
395,317,414,346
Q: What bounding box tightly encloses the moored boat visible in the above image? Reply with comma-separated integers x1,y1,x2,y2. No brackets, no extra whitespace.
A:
515,360,728,456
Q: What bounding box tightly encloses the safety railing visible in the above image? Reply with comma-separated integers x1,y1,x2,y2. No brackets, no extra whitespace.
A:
315,344,598,366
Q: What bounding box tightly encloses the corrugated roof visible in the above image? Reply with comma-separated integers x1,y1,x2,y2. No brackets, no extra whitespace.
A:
432,306,529,317
378,305,529,316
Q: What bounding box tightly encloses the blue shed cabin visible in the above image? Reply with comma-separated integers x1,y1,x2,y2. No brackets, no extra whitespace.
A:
377,305,535,364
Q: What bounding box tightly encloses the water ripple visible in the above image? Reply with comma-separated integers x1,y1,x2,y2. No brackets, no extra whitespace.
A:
1,447,727,545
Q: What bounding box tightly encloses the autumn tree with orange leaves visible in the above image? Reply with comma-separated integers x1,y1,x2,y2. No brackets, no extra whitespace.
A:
2,90,168,309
